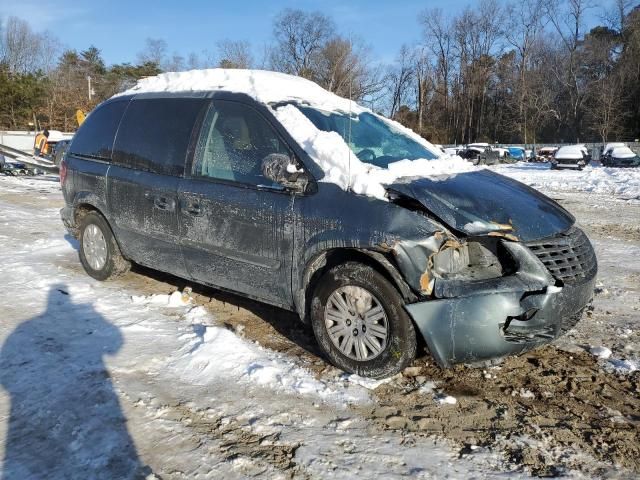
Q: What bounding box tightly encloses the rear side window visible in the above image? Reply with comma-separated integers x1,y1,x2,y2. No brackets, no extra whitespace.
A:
112,98,205,176
69,100,128,160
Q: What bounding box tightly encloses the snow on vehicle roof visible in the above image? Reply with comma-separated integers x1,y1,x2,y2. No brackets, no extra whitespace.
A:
46,130,73,142
611,146,637,158
118,68,365,114
118,68,475,201
555,145,585,159
604,142,626,152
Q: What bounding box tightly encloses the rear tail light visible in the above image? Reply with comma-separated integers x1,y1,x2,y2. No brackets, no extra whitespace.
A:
59,158,68,186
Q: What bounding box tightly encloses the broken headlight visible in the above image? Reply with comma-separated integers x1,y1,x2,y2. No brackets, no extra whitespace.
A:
431,238,513,281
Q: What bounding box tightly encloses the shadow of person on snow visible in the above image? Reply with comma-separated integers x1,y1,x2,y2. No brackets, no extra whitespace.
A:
0,285,149,479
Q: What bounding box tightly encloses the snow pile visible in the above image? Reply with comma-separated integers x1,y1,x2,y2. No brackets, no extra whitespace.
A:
119,68,475,201
169,321,369,404
588,345,638,374
131,289,193,308
492,163,640,198
589,345,612,359
342,373,394,390
606,358,638,374
435,394,457,405
273,104,474,200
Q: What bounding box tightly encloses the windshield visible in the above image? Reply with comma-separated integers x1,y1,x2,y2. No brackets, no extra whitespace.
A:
294,105,438,168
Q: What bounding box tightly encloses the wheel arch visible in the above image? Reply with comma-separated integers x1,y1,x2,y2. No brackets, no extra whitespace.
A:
72,197,128,260
294,248,417,324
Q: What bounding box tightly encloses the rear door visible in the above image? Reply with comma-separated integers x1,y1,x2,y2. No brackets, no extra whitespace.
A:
177,99,296,306
107,96,206,276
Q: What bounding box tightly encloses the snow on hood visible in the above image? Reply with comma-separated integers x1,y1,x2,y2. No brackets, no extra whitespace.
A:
118,68,477,201
555,145,585,159
612,146,637,159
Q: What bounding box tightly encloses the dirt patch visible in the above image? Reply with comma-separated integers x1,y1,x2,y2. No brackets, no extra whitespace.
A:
587,223,640,242
98,265,640,477
364,346,639,476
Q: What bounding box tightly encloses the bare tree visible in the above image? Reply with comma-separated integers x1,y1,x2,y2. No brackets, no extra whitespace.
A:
0,17,59,74
314,36,382,100
136,38,168,67
420,8,454,136
504,0,546,143
386,45,415,117
270,9,335,78
217,40,253,69
544,0,594,140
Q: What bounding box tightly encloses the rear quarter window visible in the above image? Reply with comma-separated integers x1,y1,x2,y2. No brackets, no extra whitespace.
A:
112,98,206,176
69,100,128,160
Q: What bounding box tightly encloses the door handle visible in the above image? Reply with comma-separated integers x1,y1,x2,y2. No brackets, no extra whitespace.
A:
152,196,176,211
184,202,203,216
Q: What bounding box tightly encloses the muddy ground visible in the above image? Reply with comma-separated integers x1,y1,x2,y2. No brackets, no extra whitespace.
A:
3,176,638,478
97,190,639,478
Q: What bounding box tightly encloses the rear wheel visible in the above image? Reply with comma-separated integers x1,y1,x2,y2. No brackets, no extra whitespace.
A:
79,211,130,281
310,262,417,378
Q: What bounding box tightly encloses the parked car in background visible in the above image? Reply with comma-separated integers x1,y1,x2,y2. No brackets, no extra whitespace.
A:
551,145,588,170
525,149,535,161
602,146,640,167
59,69,597,378
601,142,627,164
575,144,592,165
51,139,71,166
601,142,626,160
537,147,558,162
43,130,73,160
457,146,499,165
444,146,463,156
507,146,526,161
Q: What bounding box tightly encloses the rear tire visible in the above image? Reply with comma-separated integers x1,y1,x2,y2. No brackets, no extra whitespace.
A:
310,262,417,378
78,211,130,281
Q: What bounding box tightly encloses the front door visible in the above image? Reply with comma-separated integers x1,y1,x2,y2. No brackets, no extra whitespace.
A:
178,100,296,306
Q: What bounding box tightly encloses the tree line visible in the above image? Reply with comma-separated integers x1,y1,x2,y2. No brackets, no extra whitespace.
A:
1,0,638,145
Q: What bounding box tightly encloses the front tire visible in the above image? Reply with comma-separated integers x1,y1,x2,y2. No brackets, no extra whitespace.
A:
310,262,417,378
79,211,130,281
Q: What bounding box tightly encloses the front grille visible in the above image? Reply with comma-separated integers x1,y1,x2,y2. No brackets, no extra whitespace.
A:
526,227,597,283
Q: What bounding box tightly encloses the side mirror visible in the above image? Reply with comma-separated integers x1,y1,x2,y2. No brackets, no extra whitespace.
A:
261,153,309,193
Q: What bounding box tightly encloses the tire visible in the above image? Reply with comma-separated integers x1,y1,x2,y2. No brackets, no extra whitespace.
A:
310,262,417,378
78,211,130,281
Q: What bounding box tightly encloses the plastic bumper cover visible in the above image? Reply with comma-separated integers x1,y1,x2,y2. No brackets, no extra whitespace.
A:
404,261,596,368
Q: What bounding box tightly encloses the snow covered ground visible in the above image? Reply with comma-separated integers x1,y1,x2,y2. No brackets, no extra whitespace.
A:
0,165,638,478
491,162,640,199
0,175,510,479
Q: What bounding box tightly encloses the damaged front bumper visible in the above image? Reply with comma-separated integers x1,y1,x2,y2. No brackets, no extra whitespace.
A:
402,238,597,368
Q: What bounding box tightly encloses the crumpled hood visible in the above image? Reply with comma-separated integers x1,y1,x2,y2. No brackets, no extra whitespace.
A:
387,170,575,242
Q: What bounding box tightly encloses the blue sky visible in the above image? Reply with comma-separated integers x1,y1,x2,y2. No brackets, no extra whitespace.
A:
0,0,606,66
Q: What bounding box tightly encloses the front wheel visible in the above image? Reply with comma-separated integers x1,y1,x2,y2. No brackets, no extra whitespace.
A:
310,262,417,378
79,211,130,281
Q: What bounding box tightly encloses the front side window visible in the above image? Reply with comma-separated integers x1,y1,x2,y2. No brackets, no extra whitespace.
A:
193,100,291,185
295,105,438,168
112,98,206,176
